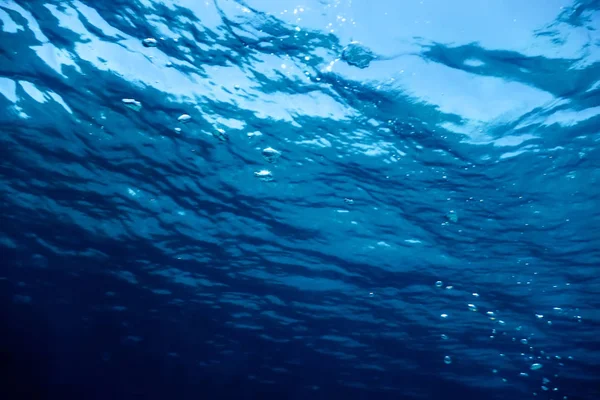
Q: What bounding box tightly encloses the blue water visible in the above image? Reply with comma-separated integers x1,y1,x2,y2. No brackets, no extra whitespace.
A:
1,0,599,399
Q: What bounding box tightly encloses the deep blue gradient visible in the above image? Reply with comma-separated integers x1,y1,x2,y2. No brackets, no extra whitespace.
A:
0,0,599,399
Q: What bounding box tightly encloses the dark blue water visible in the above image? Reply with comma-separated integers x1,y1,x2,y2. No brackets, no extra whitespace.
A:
1,0,599,399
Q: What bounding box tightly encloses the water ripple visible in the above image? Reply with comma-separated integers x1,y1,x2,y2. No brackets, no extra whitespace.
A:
1,0,599,399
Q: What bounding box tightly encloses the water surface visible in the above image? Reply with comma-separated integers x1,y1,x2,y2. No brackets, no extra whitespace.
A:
1,0,599,399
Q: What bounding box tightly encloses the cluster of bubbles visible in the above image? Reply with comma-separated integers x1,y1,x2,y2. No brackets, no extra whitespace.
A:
124,38,284,182
129,20,580,400
433,279,579,399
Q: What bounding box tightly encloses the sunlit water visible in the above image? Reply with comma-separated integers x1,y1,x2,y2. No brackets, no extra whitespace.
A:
1,0,599,399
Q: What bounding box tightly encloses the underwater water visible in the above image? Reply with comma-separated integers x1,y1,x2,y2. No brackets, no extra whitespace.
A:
0,0,599,399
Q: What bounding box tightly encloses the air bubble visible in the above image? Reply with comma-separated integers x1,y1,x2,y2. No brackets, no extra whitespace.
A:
262,147,281,163
446,210,458,222
122,98,142,112
142,38,158,47
341,41,375,69
254,170,273,181
177,114,191,123
213,128,228,141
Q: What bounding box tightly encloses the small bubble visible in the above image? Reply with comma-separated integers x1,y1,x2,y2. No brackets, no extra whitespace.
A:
122,98,142,112
446,210,458,223
521,339,528,344
177,114,192,123
254,170,273,181
262,147,281,163
341,41,375,69
213,128,228,141
530,363,543,370
444,356,452,364
435,281,443,288
441,334,448,340
468,304,478,312
520,372,529,377
142,38,158,47
440,313,448,319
